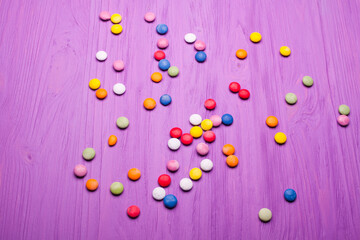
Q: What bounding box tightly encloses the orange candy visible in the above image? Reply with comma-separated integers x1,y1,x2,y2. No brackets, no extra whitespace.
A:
266,116,278,127
151,72,162,83
96,88,107,99
128,168,141,181
236,49,247,59
108,135,117,146
222,144,235,156
86,179,99,191
226,155,239,167
143,98,156,110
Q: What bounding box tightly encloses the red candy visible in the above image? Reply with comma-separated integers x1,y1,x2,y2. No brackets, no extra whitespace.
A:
170,127,182,138
158,174,171,187
127,205,140,218
154,50,165,61
229,82,241,93
203,131,216,143
181,133,193,145
204,99,216,110
239,89,250,99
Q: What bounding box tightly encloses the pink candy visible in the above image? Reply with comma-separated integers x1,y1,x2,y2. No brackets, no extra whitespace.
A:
157,38,169,49
144,12,156,22
337,115,349,127
74,164,87,177
194,40,206,51
210,115,222,127
196,143,209,156
167,160,179,172
99,11,111,21
113,60,125,71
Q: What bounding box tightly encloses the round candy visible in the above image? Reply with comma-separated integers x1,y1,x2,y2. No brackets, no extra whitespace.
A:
127,205,140,218
96,88,107,99
96,51,107,61
111,24,123,35
89,78,101,90
113,83,126,95
156,24,168,35
194,40,206,51
154,50,165,61
195,51,207,62
229,82,241,93
86,179,99,191
128,168,141,181
222,144,235,156
189,114,202,125
158,174,171,187
180,178,193,191
108,135,117,146
337,115,350,127
160,94,172,106
338,104,350,115
99,11,111,21
113,60,124,71
201,119,213,131
116,116,129,129
74,164,87,177
274,132,287,144
189,168,202,180
239,89,250,99
167,160,179,172
168,138,181,151
266,116,278,128
180,133,193,145
226,155,239,167
222,114,233,126
210,115,222,127
236,49,247,59
144,98,156,110
152,187,166,201
204,99,216,110
163,194,177,209
157,38,169,49
158,59,170,71
184,33,196,43
203,131,216,143
250,32,262,43
151,72,162,83
111,13,122,23
285,93,297,105
170,127,182,138
280,46,291,57
168,66,179,77
259,208,272,222
200,159,213,172
196,142,209,156
302,76,313,87
82,148,95,160
144,12,156,22
110,182,124,195
190,126,203,138
284,189,297,202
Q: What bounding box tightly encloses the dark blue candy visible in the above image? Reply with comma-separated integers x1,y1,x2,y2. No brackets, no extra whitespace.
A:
284,189,297,202
222,114,233,126
195,51,207,62
163,194,177,209
156,24,168,35
160,94,172,106
158,59,170,71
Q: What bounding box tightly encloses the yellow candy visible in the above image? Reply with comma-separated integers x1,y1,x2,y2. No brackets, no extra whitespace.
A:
111,24,123,35
111,14,122,24
189,168,202,180
89,78,101,90
190,126,203,138
280,46,291,57
274,132,287,144
250,32,262,43
201,119,213,131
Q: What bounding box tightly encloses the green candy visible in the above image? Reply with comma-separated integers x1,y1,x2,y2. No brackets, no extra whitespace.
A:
302,76,313,87
82,148,95,160
338,104,350,115
110,182,124,195
285,93,297,105
168,66,179,77
116,116,129,129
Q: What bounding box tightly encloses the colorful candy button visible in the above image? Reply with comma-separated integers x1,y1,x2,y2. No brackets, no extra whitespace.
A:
229,82,241,93
189,114,202,125
266,116,278,128
158,174,171,187
108,135,117,146
222,144,235,156
189,168,202,180
337,115,350,127
201,119,213,130
154,50,165,61
82,148,95,160
250,32,262,43
204,99,216,110
190,126,203,138
152,187,166,201
259,208,272,222
274,132,287,144
280,46,291,57
203,131,216,143
236,49,247,59
168,138,181,150
96,88,107,99
99,11,111,21
144,12,156,22
226,155,239,167
168,66,179,77
195,51,207,62
163,194,177,209
210,115,222,127
111,13,122,23
128,168,141,181
113,60,124,71
194,40,206,51
158,59,170,71
338,104,350,115
285,93,297,105
111,24,123,34
167,160,179,172
110,182,124,195
222,114,233,126
113,83,126,95
157,38,169,49
89,78,101,90
116,116,129,129
96,51,107,61
144,98,156,110
184,33,196,43
180,133,193,145
86,179,99,191
302,76,313,87
156,24,168,35
151,72,162,83
239,89,250,99
196,142,209,156
200,159,213,172
284,189,297,202
180,178,193,191
127,205,140,218
170,127,182,138
160,94,172,106
74,164,87,177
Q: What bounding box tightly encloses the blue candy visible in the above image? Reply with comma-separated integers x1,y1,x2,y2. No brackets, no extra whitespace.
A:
160,94,172,106
163,194,177,209
156,24,168,35
158,59,170,71
195,51,207,62
222,114,233,126
284,189,297,202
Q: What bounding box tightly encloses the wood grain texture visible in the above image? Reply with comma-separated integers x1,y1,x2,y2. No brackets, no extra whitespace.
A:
0,0,360,239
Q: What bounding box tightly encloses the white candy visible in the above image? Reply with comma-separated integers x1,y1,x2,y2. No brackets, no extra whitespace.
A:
152,187,166,200
189,114,202,125
184,33,196,43
180,178,193,191
113,83,126,95
258,208,272,222
200,159,213,171
96,50,107,61
168,138,181,151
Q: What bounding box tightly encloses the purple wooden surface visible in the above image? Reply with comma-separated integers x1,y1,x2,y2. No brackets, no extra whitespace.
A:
1,0,360,239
